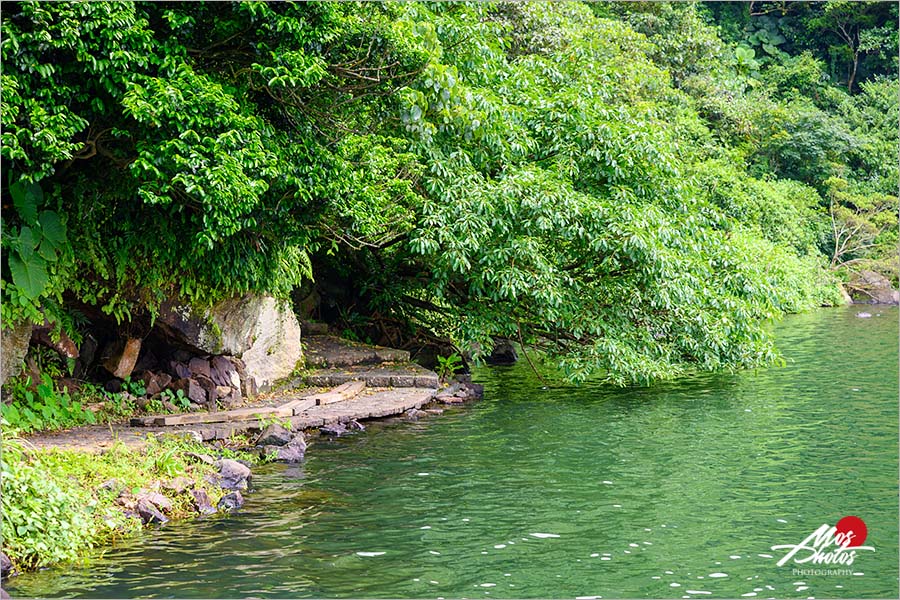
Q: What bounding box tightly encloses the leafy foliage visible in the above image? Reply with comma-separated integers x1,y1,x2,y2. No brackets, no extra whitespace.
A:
1,1,895,386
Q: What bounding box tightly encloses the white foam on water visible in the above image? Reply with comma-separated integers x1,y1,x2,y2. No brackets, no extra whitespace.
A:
418,473,430,476
754,588,763,592
757,554,773,558
494,544,506,549
730,555,741,559
612,504,622,508
530,533,560,538
644,528,652,532
652,576,661,580
462,518,470,522
741,593,757,597
508,541,515,544
480,583,496,588
765,585,775,591
709,573,728,578
577,596,602,599
793,582,805,586
629,543,640,547
601,557,611,561
414,579,420,582
504,574,511,577
590,553,600,557
624,550,631,554
644,541,653,545
429,550,441,555
777,519,787,523
602,480,613,484
687,590,711,595
665,571,675,575
745,409,752,412
356,552,386,557
670,582,681,587
853,572,864,576
603,553,612,556
421,526,432,529
834,585,843,589
481,551,488,554
796,586,809,592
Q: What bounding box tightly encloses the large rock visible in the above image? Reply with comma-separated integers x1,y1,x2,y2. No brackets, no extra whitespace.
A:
486,340,518,365
157,295,302,392
260,433,307,463
103,338,142,379
214,458,252,490
0,321,32,386
849,270,900,304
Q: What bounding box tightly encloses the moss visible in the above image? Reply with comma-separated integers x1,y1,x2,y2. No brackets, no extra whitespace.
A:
0,430,258,573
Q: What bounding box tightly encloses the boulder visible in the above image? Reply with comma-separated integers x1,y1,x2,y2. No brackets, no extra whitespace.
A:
320,423,348,437
848,270,900,304
216,386,241,408
189,357,211,379
217,491,244,512
261,434,307,463
255,424,293,447
31,321,79,359
138,491,173,512
210,355,241,388
347,419,365,431
103,338,142,379
191,489,216,515
486,340,518,365
171,378,206,405
215,458,251,490
136,498,168,524
156,295,303,392
0,320,32,386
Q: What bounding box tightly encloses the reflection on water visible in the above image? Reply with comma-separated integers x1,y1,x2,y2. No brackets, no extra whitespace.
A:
8,307,898,599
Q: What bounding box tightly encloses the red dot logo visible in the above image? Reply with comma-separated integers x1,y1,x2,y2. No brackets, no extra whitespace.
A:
835,515,867,547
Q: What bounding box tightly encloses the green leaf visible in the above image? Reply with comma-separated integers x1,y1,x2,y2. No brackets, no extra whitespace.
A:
17,226,39,261
38,211,66,247
8,252,49,299
9,180,41,225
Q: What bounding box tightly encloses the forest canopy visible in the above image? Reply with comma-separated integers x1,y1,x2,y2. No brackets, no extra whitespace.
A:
1,1,897,384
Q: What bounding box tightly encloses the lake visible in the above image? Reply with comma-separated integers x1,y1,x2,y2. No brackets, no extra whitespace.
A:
8,306,898,599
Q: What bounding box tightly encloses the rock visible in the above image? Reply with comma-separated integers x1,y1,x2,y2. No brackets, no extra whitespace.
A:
424,408,444,415
186,452,216,465
136,498,168,524
163,476,194,494
138,491,173,512
215,458,251,490
161,400,178,412
0,320,32,385
347,419,365,432
97,478,121,493
73,334,98,378
262,434,307,463
0,551,12,577
189,357,211,379
143,371,173,397
256,424,293,446
848,270,900,304
171,377,206,405
156,294,303,392
104,379,123,394
403,409,427,421
856,312,873,318
320,422,348,436
486,339,517,365
102,338,142,379
210,355,241,388
194,374,218,407
216,385,240,408
172,361,192,379
217,491,244,511
191,489,217,515
132,347,159,376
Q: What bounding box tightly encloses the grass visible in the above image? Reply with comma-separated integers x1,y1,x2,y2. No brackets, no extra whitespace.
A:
0,426,260,573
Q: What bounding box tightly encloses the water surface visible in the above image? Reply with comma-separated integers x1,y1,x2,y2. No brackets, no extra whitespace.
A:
9,307,898,598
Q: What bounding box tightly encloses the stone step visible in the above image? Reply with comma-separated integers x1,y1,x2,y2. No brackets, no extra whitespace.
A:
304,335,410,367
304,364,438,389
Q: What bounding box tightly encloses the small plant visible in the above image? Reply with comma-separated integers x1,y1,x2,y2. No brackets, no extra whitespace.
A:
160,389,190,410
121,376,146,397
1,374,96,433
435,352,463,382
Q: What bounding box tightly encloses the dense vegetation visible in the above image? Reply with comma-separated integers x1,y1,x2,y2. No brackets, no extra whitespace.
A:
2,1,896,385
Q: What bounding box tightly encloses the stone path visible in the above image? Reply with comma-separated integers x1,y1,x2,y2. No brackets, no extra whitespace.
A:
24,336,443,453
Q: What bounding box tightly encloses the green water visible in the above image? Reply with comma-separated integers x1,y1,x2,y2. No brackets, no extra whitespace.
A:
8,307,899,599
